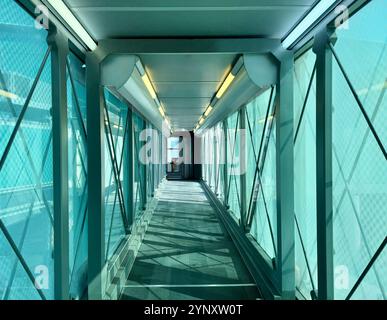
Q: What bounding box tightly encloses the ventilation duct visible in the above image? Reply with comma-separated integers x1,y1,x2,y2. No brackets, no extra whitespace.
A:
101,54,165,132
197,54,278,133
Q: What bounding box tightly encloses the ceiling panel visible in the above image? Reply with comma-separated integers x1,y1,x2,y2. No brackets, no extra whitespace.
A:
154,82,219,98
141,54,236,82
64,0,317,129
140,54,236,128
65,0,316,39
161,97,210,109
168,110,204,116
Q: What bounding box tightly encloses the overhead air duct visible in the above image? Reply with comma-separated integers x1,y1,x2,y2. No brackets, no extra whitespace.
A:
196,54,278,133
100,54,167,132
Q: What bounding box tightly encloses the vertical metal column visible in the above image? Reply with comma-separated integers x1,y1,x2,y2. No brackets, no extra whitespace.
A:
223,120,229,207
276,51,295,299
313,28,334,300
142,119,147,210
49,26,70,300
213,128,218,195
86,52,105,300
239,107,247,229
125,108,134,227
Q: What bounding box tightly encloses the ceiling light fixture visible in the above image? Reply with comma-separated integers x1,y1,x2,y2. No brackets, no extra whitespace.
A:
204,105,213,117
282,0,337,49
158,106,165,117
141,73,157,100
216,72,235,99
45,0,97,51
165,117,170,127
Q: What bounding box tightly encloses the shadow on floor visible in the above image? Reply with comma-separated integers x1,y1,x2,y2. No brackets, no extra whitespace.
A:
120,181,260,300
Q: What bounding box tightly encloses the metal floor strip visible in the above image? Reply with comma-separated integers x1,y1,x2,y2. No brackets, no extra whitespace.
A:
123,283,257,288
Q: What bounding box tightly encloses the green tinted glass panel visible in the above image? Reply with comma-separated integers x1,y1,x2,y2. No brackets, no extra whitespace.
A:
331,0,386,299
104,90,127,260
67,52,87,299
226,111,241,221
133,112,145,217
0,0,53,300
247,88,277,259
293,48,318,299
214,122,225,200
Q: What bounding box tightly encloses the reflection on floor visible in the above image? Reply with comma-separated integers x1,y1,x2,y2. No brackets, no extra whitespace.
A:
120,181,260,300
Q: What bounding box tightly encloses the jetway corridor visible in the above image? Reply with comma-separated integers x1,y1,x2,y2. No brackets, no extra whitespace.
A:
0,0,385,303
121,181,259,300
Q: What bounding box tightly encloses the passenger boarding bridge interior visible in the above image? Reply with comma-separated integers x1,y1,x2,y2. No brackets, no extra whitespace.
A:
0,0,385,301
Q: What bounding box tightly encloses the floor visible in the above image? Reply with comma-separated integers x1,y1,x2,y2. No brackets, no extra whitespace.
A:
120,180,260,300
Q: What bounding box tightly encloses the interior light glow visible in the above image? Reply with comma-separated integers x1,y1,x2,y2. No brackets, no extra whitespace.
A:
199,117,205,125
46,0,97,51
141,73,157,99
159,106,165,117
216,72,235,99
204,105,213,117
282,0,337,49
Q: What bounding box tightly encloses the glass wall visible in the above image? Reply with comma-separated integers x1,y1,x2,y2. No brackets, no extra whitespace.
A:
0,0,167,301
145,123,154,201
330,0,386,300
207,127,215,191
202,86,278,259
67,52,88,299
213,122,225,200
293,47,317,299
103,90,129,260
133,112,146,218
0,0,53,300
246,87,277,259
226,111,241,221
202,132,209,183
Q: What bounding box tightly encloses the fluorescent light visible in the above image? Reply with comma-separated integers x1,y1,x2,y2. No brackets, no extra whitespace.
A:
216,72,235,99
159,106,165,117
282,0,337,49
165,118,170,127
142,73,157,99
204,105,213,117
199,117,205,125
46,0,97,51
0,89,18,100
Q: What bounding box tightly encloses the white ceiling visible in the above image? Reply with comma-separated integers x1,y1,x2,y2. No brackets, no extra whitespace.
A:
64,0,317,130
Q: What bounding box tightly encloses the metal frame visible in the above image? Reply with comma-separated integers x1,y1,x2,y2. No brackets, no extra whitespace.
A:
313,28,334,300
222,119,228,207
66,55,89,298
97,38,280,58
275,51,295,299
49,25,70,300
86,51,105,300
125,108,134,227
239,107,247,230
